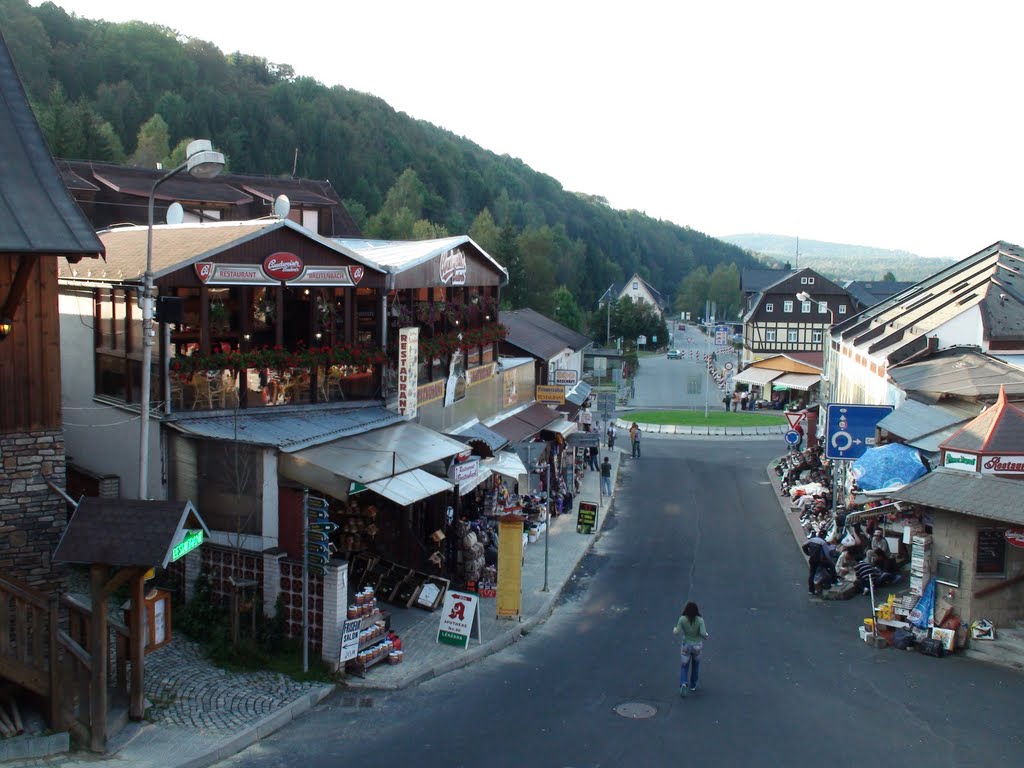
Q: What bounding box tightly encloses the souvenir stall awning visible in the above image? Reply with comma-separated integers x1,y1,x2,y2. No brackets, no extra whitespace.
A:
484,450,528,482
446,420,508,453
489,402,561,443
772,373,820,391
279,421,466,500
544,417,578,438
734,367,783,386
887,467,1024,526
844,501,908,524
454,467,493,496
365,469,453,506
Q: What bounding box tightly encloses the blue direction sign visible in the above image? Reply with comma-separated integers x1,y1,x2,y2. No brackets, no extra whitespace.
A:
784,429,801,446
825,403,894,460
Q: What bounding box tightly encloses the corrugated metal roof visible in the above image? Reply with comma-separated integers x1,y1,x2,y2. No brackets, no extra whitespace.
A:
889,468,1024,525
56,219,381,283
877,399,979,442
566,380,593,406
0,32,104,257
489,403,561,443
334,235,507,279
166,405,403,451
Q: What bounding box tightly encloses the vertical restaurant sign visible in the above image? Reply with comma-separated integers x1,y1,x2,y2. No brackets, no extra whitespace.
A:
439,247,467,285
437,590,480,649
398,327,419,417
496,516,524,619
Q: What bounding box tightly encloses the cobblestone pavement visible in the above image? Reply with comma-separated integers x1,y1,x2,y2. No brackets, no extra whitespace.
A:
143,638,324,732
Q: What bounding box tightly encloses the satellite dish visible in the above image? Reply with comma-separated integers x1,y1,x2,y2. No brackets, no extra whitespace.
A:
166,202,184,225
273,194,291,219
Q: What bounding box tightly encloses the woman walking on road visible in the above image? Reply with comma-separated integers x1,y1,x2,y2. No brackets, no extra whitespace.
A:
673,602,709,696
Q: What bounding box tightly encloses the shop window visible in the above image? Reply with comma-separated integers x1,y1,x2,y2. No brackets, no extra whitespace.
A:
788,329,798,343
783,301,793,313
976,529,1007,576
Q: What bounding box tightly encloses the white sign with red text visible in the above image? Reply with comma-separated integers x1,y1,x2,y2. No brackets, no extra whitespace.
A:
980,454,1024,475
397,327,419,417
437,591,480,648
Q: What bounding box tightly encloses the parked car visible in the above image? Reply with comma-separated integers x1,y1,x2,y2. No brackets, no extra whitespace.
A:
667,349,681,359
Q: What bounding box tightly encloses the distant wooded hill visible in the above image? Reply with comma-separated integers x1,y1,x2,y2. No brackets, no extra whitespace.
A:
0,0,757,331
721,233,957,283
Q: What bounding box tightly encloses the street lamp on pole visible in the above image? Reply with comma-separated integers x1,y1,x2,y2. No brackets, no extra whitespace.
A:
138,140,225,499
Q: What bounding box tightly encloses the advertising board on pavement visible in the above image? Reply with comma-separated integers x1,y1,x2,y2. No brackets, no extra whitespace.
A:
437,590,481,649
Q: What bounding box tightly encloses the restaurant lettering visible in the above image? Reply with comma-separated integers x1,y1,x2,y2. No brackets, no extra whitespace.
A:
981,455,1024,474
418,378,445,405
440,248,467,286
397,327,419,417
466,362,497,386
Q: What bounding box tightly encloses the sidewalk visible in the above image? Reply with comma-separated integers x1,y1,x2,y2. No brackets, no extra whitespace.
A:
16,450,624,768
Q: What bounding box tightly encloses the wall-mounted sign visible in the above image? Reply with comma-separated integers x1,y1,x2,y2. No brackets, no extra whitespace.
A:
440,247,467,286
194,254,364,286
980,455,1024,475
289,265,363,286
553,369,578,386
194,262,274,285
171,529,203,561
536,384,566,404
263,252,304,281
1005,529,1024,549
449,458,479,484
397,327,419,417
943,450,979,472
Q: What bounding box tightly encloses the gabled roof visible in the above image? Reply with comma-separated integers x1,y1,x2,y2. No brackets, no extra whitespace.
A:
622,272,665,307
833,241,1024,362
57,219,382,284
941,386,1024,453
501,308,593,360
0,32,103,258
744,353,822,374
741,268,794,294
335,235,507,281
760,267,847,296
889,468,1024,526
844,280,916,310
888,346,1024,399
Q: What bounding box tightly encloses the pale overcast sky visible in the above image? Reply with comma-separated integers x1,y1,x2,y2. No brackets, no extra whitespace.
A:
33,1,1024,259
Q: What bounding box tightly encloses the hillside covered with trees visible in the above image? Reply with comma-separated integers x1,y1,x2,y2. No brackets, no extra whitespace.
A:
0,0,755,336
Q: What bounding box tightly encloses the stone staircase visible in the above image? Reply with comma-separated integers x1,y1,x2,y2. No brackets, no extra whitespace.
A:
963,621,1024,673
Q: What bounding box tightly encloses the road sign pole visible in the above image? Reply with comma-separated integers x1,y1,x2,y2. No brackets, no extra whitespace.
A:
302,489,309,674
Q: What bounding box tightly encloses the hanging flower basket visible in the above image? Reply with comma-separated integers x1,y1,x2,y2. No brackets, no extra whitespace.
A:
171,343,385,376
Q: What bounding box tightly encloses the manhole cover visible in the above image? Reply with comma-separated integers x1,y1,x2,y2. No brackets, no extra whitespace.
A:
614,702,657,719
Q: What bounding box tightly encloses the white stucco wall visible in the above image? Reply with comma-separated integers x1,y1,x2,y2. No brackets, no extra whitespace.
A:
59,287,163,499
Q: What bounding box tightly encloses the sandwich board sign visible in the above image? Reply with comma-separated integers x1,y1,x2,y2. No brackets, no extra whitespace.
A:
437,590,482,649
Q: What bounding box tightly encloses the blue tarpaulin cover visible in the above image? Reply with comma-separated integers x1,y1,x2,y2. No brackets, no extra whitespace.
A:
850,443,928,492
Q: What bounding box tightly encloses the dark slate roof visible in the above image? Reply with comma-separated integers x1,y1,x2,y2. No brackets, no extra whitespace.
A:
53,498,210,568
0,32,103,257
742,268,794,294
833,241,1024,361
941,387,1024,453
489,403,561,443
501,308,593,360
90,164,254,205
597,284,621,305
844,280,916,310
888,346,1024,399
889,468,1024,525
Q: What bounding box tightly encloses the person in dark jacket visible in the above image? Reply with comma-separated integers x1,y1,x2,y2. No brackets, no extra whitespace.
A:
802,537,836,595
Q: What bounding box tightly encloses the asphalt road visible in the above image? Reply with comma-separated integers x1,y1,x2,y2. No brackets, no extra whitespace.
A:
634,327,738,410
217,439,1024,768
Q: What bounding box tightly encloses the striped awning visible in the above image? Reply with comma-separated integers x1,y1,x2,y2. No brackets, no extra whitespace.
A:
733,367,784,386
772,373,821,391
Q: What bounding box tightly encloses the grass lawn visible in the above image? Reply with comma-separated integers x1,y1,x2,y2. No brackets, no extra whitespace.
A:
625,409,787,427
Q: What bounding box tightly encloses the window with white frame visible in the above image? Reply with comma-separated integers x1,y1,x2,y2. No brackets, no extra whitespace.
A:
807,277,815,284
783,300,793,313
801,301,811,313
801,277,808,284
765,329,776,342
765,302,774,313
839,304,847,314
818,301,828,314
812,330,822,343
788,329,798,342
633,281,639,290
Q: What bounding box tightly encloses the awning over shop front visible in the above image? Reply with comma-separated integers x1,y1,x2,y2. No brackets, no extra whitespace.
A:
366,469,453,506
446,420,508,453
733,367,783,387
484,450,528,482
543,417,578,438
566,380,593,406
771,373,820,391
489,402,560,443
279,421,466,501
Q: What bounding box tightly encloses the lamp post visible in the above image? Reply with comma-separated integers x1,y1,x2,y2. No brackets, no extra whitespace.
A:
138,140,225,499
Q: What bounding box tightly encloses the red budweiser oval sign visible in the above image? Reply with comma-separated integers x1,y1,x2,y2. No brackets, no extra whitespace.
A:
263,252,304,281
1005,529,1024,548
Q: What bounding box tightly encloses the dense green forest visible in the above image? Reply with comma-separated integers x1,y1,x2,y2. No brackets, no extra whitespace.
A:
0,0,754,337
